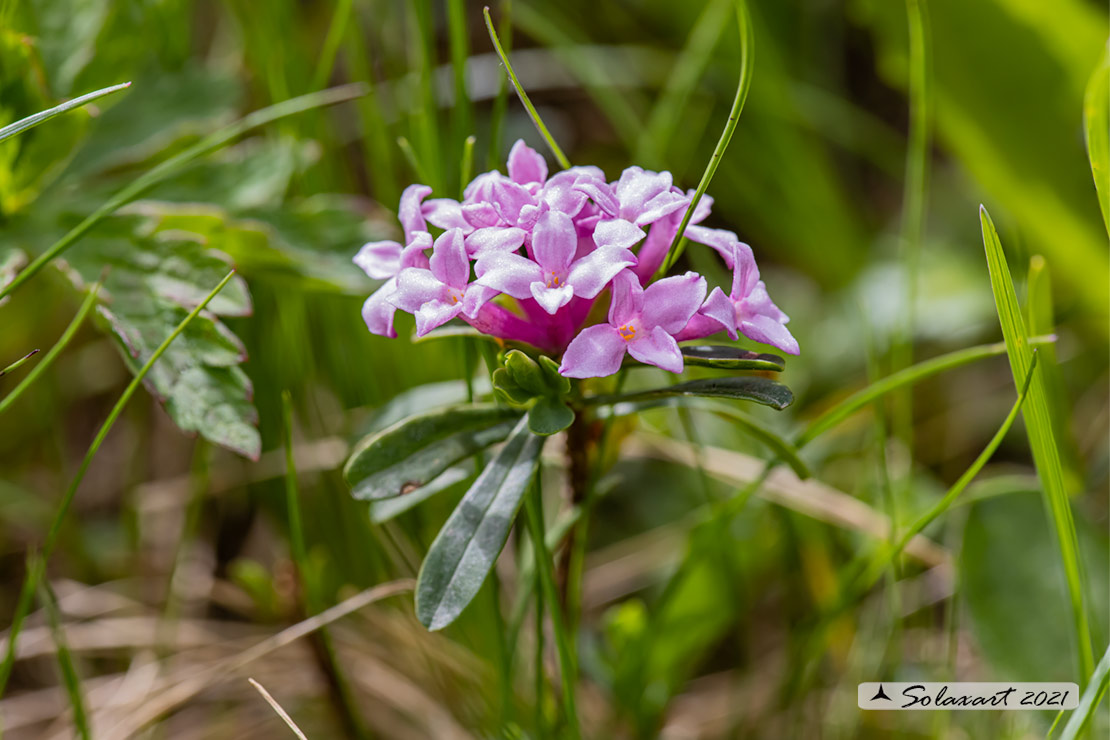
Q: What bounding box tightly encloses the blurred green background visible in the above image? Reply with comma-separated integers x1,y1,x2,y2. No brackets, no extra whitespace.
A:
0,0,1106,737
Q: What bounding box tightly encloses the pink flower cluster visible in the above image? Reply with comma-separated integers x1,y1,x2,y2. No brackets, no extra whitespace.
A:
354,140,798,378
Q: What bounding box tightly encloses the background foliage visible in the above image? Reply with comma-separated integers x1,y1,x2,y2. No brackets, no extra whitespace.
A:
0,0,1106,737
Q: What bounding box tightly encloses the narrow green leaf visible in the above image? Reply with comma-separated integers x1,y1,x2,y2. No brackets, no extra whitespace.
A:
587,375,794,411
980,205,1094,681
344,404,521,500
0,83,366,302
679,345,785,372
38,575,91,739
527,397,575,436
1084,47,1110,235
1061,644,1110,740
369,467,472,524
0,81,131,144
657,0,754,276
483,6,571,169
0,348,38,378
416,416,543,630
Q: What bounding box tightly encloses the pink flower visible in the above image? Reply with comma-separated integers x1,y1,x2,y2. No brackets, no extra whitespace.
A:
389,229,492,336
687,241,799,355
474,211,636,314
559,269,706,378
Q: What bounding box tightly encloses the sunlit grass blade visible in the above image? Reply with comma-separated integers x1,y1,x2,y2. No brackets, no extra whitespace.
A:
460,134,476,198
0,271,236,699
980,205,1093,681
484,5,571,170
447,0,474,160
487,0,513,167
249,678,310,740
795,336,1055,448
0,348,38,377
0,81,131,143
38,574,91,739
410,0,444,193
1060,643,1110,740
1083,46,1110,235
656,0,754,277
0,84,366,302
636,0,731,166
0,283,100,415
397,135,432,183
311,0,354,91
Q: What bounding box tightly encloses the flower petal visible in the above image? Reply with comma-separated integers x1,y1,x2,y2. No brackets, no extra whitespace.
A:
423,198,470,231
628,325,684,373
390,267,447,313
465,226,526,257
729,241,760,299
475,252,543,298
607,269,644,326
540,171,588,216
642,271,706,334
462,202,501,229
615,166,673,220
741,314,800,355
532,210,577,272
461,283,498,318
698,286,739,340
492,179,535,225
687,225,740,267
635,189,689,226
398,184,432,241
429,229,470,288
398,232,432,269
361,279,399,338
530,282,574,314
559,324,627,378
593,218,646,250
414,300,464,337
573,176,619,216
507,139,548,185
566,246,637,299
353,240,403,280
464,170,503,202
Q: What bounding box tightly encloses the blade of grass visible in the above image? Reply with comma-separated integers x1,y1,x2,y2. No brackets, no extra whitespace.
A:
635,0,731,167
0,283,100,415
0,81,131,143
397,135,432,183
0,84,366,302
311,0,354,91
980,205,1093,682
0,348,38,377
248,678,309,740
38,574,91,740
1060,643,1110,740
346,18,399,206
0,270,237,699
483,5,571,170
487,0,512,168
460,134,476,198
523,473,580,738
1083,46,1109,235
656,0,754,277
446,0,474,159
410,0,444,192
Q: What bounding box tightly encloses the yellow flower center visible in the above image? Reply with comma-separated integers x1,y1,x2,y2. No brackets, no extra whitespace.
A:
618,323,637,341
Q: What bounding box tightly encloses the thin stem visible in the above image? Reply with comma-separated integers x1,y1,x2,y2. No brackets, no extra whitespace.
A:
523,473,580,738
0,271,237,698
38,574,91,739
656,0,754,278
460,135,477,199
398,135,432,183
483,6,571,170
0,82,131,143
0,349,39,377
0,283,100,415
487,1,513,168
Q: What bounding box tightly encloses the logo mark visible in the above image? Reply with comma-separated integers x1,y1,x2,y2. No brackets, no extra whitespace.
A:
870,684,892,702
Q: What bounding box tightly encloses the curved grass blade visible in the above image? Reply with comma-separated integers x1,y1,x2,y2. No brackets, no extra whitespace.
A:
0,348,39,378
415,416,543,630
344,405,521,500
795,335,1055,448
38,574,91,739
0,84,366,302
0,81,131,144
0,283,100,415
483,6,571,169
0,271,237,698
1060,643,1110,740
586,375,794,411
1084,47,1110,235
657,0,754,277
680,345,784,372
980,206,1093,681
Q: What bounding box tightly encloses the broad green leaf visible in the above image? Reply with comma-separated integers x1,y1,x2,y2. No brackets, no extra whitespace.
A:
679,345,785,372
1061,644,1110,740
980,206,1095,679
416,416,543,630
369,467,472,524
344,404,521,500
587,375,794,411
527,396,575,436
365,380,482,434
1084,46,1109,236
62,215,260,458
